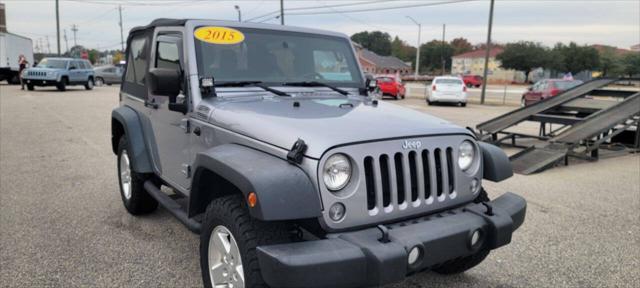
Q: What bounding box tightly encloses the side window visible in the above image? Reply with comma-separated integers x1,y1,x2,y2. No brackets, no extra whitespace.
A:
156,41,181,71
124,36,149,85
84,61,92,69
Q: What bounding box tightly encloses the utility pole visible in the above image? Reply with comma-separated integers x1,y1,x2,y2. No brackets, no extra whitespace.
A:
118,5,124,51
55,0,61,55
71,24,78,47
480,0,495,105
63,29,69,54
280,0,284,25
46,36,51,54
406,16,421,78
234,5,242,22
441,24,446,75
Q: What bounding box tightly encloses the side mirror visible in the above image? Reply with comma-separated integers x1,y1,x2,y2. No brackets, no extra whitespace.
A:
149,68,181,98
366,78,378,91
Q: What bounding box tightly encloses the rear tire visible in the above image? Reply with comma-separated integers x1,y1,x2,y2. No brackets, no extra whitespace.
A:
200,194,291,288
117,136,158,215
432,189,491,274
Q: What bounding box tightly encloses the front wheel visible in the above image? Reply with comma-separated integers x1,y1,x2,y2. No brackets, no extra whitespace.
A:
27,83,35,91
56,78,67,91
117,136,158,215
85,78,94,90
200,195,291,288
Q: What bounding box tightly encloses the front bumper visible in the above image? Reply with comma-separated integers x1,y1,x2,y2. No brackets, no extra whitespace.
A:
257,192,526,288
24,78,59,86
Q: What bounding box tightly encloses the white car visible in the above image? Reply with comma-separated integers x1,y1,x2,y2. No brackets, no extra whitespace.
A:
427,76,468,107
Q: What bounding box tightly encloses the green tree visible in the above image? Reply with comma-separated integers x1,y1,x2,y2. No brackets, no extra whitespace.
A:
621,53,640,77
496,41,547,82
419,40,454,74
88,49,99,64
351,31,392,56
552,42,600,75
390,36,417,65
450,37,472,56
597,46,623,76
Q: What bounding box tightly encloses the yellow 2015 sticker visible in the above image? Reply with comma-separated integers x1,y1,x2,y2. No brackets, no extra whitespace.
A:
194,26,245,45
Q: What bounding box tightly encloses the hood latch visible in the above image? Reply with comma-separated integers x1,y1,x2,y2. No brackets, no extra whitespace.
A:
287,139,308,164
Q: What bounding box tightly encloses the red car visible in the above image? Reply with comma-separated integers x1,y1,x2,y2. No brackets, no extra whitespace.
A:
521,79,583,106
462,75,483,88
376,76,406,99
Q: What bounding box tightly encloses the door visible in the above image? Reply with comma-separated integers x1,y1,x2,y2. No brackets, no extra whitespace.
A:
146,31,192,191
68,60,84,83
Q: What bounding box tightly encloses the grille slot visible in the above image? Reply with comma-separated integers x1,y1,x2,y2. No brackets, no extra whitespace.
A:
363,147,456,215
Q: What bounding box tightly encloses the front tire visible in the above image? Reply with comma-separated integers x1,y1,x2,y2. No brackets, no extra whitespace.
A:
200,195,291,288
27,84,34,91
85,78,94,90
56,78,67,91
117,136,158,215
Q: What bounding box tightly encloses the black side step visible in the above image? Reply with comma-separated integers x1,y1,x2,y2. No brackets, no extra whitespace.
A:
144,180,202,234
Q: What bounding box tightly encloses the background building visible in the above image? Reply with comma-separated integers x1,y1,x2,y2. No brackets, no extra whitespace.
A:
451,48,525,84
353,42,412,75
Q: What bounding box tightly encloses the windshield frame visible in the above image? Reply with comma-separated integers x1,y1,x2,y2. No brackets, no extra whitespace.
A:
192,26,365,89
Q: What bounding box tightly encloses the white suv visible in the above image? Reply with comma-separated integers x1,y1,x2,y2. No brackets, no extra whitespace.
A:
428,76,468,106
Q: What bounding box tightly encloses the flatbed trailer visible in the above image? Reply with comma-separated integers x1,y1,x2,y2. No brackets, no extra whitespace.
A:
476,78,640,174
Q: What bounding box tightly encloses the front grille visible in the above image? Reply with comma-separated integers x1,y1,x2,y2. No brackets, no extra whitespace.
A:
363,147,456,216
28,71,47,77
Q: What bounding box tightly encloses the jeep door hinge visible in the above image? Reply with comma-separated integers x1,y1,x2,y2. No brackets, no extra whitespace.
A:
181,164,191,178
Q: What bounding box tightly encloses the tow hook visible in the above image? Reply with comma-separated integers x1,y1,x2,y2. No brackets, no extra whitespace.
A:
377,224,390,243
481,202,494,216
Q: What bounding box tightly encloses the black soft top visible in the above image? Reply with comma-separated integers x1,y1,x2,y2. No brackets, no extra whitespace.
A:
129,18,188,34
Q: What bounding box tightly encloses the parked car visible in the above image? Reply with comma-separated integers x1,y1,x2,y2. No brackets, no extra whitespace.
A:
111,19,526,288
428,76,468,106
462,75,483,88
94,65,123,86
376,75,405,99
521,79,583,106
22,57,94,91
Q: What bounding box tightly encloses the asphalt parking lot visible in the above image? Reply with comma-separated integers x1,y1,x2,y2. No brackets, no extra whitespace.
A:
1,84,638,287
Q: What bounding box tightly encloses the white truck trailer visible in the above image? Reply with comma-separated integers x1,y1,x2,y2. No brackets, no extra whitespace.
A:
0,31,33,84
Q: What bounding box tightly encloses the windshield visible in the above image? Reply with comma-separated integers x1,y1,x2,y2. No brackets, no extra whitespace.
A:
553,80,583,90
37,59,68,69
194,27,363,87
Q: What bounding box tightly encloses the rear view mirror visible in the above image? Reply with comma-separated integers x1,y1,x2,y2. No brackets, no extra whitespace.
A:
149,68,181,97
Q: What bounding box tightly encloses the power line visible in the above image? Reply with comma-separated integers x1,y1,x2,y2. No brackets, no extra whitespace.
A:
246,0,392,22
286,0,477,16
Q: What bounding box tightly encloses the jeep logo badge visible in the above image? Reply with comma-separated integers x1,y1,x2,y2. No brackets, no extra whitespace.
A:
402,140,422,150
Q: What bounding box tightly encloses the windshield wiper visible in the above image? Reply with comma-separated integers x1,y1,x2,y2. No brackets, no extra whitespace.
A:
282,81,350,96
214,81,290,97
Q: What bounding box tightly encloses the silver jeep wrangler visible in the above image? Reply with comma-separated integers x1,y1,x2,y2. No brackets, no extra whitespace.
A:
111,19,526,288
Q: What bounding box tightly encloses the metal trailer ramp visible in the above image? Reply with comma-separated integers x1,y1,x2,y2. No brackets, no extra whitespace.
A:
477,78,618,138
477,78,640,174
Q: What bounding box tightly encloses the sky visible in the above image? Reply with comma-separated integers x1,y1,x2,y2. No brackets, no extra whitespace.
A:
3,0,639,53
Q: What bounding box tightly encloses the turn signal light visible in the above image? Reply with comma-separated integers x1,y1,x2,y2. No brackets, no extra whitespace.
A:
247,192,257,208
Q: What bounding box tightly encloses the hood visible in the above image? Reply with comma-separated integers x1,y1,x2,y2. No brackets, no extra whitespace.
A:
203,96,470,159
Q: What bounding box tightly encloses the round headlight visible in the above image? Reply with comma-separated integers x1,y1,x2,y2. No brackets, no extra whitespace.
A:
323,154,352,191
458,140,476,171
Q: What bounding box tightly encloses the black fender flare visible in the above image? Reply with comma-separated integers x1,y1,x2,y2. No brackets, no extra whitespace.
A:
188,144,322,221
479,142,513,182
111,106,153,173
